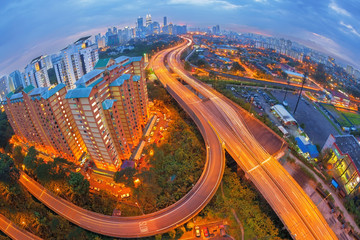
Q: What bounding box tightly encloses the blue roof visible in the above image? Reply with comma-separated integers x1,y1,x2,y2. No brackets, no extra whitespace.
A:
65,87,92,99
88,77,105,88
42,83,66,100
109,74,131,87
102,99,117,110
75,69,104,87
107,65,118,71
10,92,23,100
285,70,305,78
115,56,129,64
133,75,141,82
295,137,319,158
29,87,48,96
130,56,142,62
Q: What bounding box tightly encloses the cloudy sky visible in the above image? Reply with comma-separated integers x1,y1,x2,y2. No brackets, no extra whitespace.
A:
1,0,360,76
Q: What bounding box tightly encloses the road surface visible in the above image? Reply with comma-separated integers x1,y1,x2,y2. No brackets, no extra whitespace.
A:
154,37,337,240
0,214,42,240
18,45,225,238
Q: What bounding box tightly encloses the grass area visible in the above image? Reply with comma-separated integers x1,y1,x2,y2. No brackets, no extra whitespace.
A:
316,104,342,134
341,111,360,126
321,104,352,127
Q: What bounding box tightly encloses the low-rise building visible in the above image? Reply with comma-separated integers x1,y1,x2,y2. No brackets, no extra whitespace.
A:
322,134,360,194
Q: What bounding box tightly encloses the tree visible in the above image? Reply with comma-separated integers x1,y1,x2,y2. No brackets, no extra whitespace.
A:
231,62,245,72
35,162,52,183
23,146,38,171
68,172,89,196
113,167,136,187
13,146,24,166
184,61,192,71
0,153,19,183
0,111,14,149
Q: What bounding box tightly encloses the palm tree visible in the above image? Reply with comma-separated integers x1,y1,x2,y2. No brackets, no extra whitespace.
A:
293,72,308,114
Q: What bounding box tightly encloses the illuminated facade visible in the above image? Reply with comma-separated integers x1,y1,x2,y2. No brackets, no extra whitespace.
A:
65,56,148,171
2,84,86,161
322,134,360,194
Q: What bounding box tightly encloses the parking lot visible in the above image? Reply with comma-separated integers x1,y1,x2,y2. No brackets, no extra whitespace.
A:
228,85,339,147
270,90,339,146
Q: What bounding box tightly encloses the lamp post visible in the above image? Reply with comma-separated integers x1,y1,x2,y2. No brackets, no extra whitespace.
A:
135,201,144,215
293,72,307,114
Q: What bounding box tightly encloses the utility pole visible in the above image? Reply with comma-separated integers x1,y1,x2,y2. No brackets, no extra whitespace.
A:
293,72,307,114
283,75,290,102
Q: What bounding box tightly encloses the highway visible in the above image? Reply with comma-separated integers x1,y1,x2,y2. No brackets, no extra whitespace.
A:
17,43,226,238
155,37,337,240
0,214,42,240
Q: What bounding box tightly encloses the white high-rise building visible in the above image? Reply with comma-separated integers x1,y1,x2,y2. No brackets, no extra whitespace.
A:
54,37,99,89
0,76,9,100
24,56,51,88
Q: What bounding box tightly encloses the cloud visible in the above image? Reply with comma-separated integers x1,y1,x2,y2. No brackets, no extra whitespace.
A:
339,21,360,38
329,0,351,17
167,0,242,9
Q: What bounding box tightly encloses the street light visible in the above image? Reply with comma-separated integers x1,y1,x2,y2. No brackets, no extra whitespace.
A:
135,202,145,215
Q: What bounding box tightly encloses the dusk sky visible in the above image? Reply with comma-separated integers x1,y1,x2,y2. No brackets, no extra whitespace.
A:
1,0,360,76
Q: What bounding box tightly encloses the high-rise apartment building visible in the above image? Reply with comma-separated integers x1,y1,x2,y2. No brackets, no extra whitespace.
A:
146,14,152,27
8,70,25,91
163,16,167,27
0,76,9,100
2,83,86,161
3,55,148,171
24,56,52,88
53,36,99,89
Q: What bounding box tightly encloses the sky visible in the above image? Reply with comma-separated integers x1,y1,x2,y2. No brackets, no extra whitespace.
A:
1,0,360,76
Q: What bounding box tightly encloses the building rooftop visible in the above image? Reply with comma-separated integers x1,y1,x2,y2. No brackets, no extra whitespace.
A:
75,69,104,87
10,92,23,101
6,92,14,99
335,135,360,169
284,70,305,78
115,56,129,64
88,77,105,88
102,99,117,110
272,104,297,124
133,75,141,82
74,36,91,45
94,58,112,69
109,74,131,87
65,87,93,99
42,83,66,100
23,85,35,94
29,87,48,97
107,64,118,71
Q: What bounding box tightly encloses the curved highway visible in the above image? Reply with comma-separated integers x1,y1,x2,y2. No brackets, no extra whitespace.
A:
161,38,337,240
18,44,225,238
0,214,42,240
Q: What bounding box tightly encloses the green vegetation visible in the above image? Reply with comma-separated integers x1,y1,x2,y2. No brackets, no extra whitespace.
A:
198,165,291,239
341,111,360,126
345,195,360,227
0,152,117,239
113,81,205,214
0,111,13,150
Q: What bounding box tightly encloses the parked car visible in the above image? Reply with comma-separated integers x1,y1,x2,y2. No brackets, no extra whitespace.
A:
195,226,201,237
203,227,209,237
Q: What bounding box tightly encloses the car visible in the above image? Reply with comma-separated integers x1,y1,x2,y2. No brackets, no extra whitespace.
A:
282,101,288,107
202,227,209,237
113,193,119,197
148,138,152,143
150,131,154,137
94,187,100,191
156,118,160,123
195,226,201,237
153,126,157,130
75,167,81,172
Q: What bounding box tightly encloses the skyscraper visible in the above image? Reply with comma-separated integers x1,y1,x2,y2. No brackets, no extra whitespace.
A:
146,14,152,27
137,17,143,29
0,76,9,100
9,70,25,91
163,16,167,27
54,36,99,89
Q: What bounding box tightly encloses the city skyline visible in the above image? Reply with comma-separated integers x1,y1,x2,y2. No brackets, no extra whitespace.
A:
1,0,360,76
